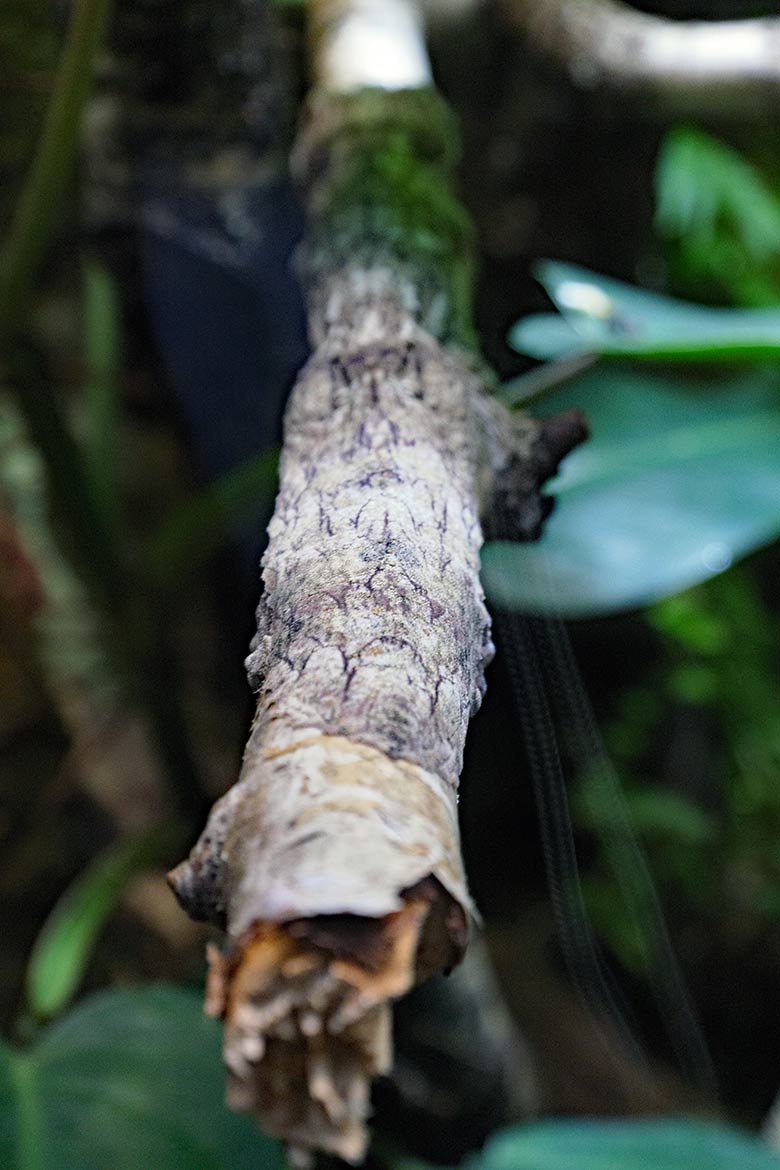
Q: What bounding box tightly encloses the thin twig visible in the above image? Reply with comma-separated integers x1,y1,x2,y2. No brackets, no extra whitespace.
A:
499,352,598,409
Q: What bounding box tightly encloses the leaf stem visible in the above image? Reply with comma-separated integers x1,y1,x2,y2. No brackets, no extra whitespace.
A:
500,352,598,408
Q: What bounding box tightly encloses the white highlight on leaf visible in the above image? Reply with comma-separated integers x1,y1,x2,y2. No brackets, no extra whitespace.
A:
555,280,614,319
701,542,732,574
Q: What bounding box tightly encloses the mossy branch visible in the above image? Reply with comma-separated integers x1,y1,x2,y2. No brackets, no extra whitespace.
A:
300,88,477,348
171,46,586,1163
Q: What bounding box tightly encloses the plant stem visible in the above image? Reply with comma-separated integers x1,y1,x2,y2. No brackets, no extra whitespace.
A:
169,5,585,1159
7,344,123,622
0,0,112,346
9,1055,43,1170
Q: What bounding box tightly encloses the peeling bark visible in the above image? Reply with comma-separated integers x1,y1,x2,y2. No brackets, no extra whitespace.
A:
170,84,585,1161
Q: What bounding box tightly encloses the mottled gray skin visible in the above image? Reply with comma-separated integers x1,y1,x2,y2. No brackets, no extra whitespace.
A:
166,84,587,1162
169,265,583,935
169,89,587,945
171,267,518,935
246,274,494,786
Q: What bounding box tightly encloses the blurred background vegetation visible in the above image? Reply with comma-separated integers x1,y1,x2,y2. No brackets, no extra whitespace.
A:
1,1,780,1168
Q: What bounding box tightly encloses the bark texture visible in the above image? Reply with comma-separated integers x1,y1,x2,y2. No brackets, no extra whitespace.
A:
170,88,585,1161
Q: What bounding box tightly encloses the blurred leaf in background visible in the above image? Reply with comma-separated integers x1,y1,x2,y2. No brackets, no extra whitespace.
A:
464,1119,780,1170
508,261,780,363
482,368,780,617
586,567,780,970
80,259,122,541
140,447,279,586
655,128,780,309
0,2,57,223
497,130,780,618
528,131,780,979
496,125,780,1036
25,832,168,1022
0,986,283,1170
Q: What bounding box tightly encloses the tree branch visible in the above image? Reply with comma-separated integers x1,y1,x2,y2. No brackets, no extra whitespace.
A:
169,2,585,1161
502,0,780,109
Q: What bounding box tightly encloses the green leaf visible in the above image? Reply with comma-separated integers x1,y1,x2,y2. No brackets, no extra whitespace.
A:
0,0,113,345
656,129,780,260
655,128,780,307
0,985,283,1170
648,592,730,655
508,313,584,361
25,833,165,1021
467,1119,780,1170
81,259,121,536
576,782,716,847
481,368,780,617
142,447,279,584
508,262,780,361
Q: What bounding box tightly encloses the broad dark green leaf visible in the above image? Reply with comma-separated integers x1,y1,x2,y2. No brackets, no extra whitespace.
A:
508,262,780,361
0,985,283,1170
481,368,780,617
467,1118,780,1170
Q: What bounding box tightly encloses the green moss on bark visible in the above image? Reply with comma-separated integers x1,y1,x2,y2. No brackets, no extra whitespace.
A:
298,88,477,349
